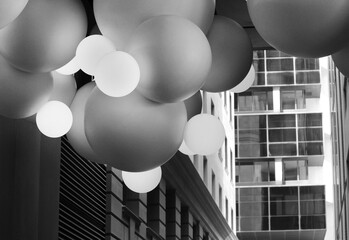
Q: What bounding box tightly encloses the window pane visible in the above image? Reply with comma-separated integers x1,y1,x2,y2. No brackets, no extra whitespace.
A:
301,216,326,229
239,165,254,182
295,58,319,70
269,161,276,181
269,129,296,142
270,201,298,216
299,160,308,180
254,162,269,182
298,113,322,127
267,91,273,110
240,188,269,202
284,161,298,181
240,202,269,216
254,73,266,86
239,144,268,157
300,200,325,215
239,130,267,143
239,115,266,129
266,50,292,58
240,217,269,231
300,186,325,200
254,59,265,72
296,90,306,109
267,59,294,71
270,187,298,201
253,92,267,111
296,72,321,84
271,216,299,230
267,72,294,85
268,115,296,128
299,142,323,155
281,91,296,109
238,94,253,111
269,143,297,156
298,128,323,141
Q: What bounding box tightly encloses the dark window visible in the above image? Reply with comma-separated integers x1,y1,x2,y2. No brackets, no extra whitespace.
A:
284,161,298,181
299,142,323,155
298,113,322,127
270,187,298,201
301,216,326,229
267,72,294,85
239,115,266,129
240,188,269,202
300,186,325,200
254,59,265,72
269,143,297,156
267,59,294,71
269,129,296,142
240,202,269,216
239,130,267,143
295,58,319,70
271,216,299,230
300,200,325,215
239,143,268,157
255,73,266,85
296,72,321,84
268,115,296,128
240,217,269,231
266,50,291,58
270,201,298,216
298,128,323,141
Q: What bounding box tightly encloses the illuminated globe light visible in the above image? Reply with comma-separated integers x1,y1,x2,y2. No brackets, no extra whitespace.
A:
178,140,195,156
122,167,162,193
36,101,73,138
75,35,116,76
95,51,140,97
184,114,225,156
55,57,80,75
230,65,256,93
0,0,28,29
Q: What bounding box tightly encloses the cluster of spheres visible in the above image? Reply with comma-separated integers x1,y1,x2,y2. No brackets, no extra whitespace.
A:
1,0,348,193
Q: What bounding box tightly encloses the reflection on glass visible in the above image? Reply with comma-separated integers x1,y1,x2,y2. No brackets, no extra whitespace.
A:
270,201,298,216
298,128,323,141
271,216,299,230
270,187,298,201
300,200,325,215
300,186,325,200
281,91,296,109
269,129,296,142
240,217,269,231
239,144,267,157
299,142,323,155
239,116,266,129
268,115,296,128
295,58,319,70
267,72,294,85
267,59,294,71
284,161,298,181
301,216,326,229
240,202,269,216
298,113,322,127
269,143,297,156
296,72,320,84
254,73,266,86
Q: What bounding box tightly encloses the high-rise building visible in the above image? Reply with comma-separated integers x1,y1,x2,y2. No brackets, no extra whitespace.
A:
234,50,334,240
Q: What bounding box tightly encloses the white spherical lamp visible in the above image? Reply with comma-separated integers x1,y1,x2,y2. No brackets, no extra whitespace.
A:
178,140,195,155
122,167,162,193
184,114,225,155
36,101,73,138
75,35,116,75
95,51,140,97
55,57,80,75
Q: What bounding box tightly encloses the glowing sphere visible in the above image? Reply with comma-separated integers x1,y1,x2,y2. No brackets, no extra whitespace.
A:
230,65,256,93
202,16,252,92
127,15,212,103
76,35,116,76
332,45,349,78
184,91,202,120
94,0,215,49
247,0,349,57
67,82,104,164
122,167,162,193
184,114,225,155
36,101,73,138
95,51,140,97
0,0,87,72
85,88,187,172
0,0,28,29
0,55,53,119
55,57,80,75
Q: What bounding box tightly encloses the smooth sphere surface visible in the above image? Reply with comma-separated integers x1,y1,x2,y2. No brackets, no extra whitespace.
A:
332,45,349,78
76,35,116,75
67,82,104,164
184,114,225,155
0,0,28,29
94,0,215,49
247,0,349,57
55,57,80,75
0,55,53,119
0,0,87,72
127,15,212,103
184,91,202,120
36,101,73,138
85,88,187,172
202,16,252,92
230,65,255,93
178,140,195,156
95,51,140,97
122,167,162,193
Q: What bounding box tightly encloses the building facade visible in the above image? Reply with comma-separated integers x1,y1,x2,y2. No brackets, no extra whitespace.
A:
234,50,334,240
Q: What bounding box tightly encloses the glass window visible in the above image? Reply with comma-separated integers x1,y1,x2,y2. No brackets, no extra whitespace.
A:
271,216,299,230
270,187,298,201
284,161,298,181
301,216,326,229
269,161,276,181
203,157,208,185
296,90,306,109
240,202,269,216
239,115,266,129
268,115,296,128
267,91,273,110
296,72,321,84
298,128,323,141
266,50,291,58
295,58,319,70
269,143,297,156
255,50,264,58
267,72,294,85
300,186,325,200
299,142,323,155
300,200,325,215
239,130,267,143
239,143,268,157
298,113,322,127
238,94,252,111
240,188,269,202
253,92,267,111
267,59,294,71
269,129,296,142
240,217,269,231
270,201,298,216
254,73,266,86
281,91,296,109
254,59,265,72
299,160,308,180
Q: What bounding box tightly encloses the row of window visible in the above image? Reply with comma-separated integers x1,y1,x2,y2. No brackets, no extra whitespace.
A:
254,58,320,72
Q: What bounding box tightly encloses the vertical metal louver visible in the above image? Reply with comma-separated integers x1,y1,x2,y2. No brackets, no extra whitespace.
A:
58,136,106,240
